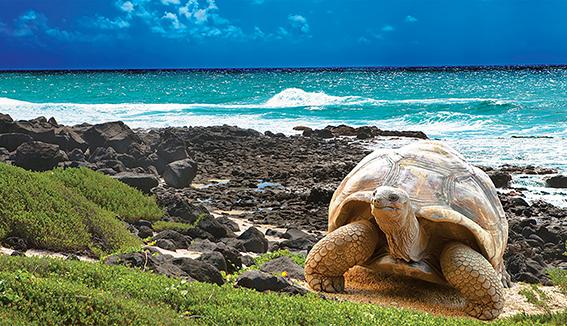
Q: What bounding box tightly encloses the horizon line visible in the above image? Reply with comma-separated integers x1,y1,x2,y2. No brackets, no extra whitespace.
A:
1,63,566,72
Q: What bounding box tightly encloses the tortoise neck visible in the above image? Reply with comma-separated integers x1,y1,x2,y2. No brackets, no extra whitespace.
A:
374,209,425,262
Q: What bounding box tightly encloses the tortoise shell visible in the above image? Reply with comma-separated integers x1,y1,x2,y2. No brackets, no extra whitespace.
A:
328,141,508,271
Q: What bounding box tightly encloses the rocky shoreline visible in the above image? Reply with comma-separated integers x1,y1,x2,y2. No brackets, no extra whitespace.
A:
0,113,565,288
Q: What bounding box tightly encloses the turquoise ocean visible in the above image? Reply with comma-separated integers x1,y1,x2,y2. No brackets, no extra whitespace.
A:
0,67,566,205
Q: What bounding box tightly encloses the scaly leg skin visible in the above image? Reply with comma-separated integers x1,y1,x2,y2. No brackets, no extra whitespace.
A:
304,219,380,293
440,242,504,320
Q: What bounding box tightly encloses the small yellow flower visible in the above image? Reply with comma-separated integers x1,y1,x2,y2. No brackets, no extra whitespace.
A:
281,271,288,277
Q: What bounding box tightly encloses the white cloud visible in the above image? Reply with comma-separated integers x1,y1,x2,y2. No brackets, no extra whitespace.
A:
381,24,395,32
91,16,130,30
288,14,310,33
161,0,180,5
194,9,208,24
405,15,417,23
118,1,134,13
162,12,184,30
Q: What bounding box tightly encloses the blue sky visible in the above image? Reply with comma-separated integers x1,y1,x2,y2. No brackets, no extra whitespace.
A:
0,0,566,69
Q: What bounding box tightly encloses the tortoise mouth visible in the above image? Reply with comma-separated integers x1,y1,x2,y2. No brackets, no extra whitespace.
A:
373,205,400,211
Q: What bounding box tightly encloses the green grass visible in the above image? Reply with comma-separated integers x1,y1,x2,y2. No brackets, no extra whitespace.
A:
47,167,163,223
0,163,159,255
254,249,306,267
0,255,564,325
153,221,194,233
519,284,550,313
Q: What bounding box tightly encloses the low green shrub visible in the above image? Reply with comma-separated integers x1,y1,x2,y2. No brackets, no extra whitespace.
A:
152,221,193,233
0,163,141,255
47,167,163,222
0,256,564,325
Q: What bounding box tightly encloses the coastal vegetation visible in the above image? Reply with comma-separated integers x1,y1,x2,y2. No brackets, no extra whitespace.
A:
0,255,565,325
0,163,162,255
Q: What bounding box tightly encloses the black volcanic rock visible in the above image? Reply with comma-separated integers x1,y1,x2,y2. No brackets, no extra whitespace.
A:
545,175,567,188
14,141,64,171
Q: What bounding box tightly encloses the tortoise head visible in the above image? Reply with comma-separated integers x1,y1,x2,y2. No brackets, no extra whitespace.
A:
370,186,412,221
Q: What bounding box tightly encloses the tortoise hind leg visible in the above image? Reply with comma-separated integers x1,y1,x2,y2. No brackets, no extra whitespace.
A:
440,242,504,320
305,219,380,293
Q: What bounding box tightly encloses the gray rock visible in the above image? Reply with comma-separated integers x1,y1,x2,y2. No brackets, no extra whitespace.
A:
113,172,159,194
545,175,567,188
172,257,224,285
156,239,177,251
14,141,64,171
260,256,305,280
153,230,191,249
235,270,306,295
0,133,33,151
198,251,228,273
163,158,198,189
237,227,268,253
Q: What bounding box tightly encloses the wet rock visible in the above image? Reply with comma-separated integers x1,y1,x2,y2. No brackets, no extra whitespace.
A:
260,256,305,280
172,257,224,285
163,158,197,189
237,227,269,253
152,230,191,249
545,175,567,188
113,172,159,194
312,129,334,139
3,236,28,251
197,251,228,273
488,171,512,188
14,141,64,171
0,133,33,151
235,270,306,295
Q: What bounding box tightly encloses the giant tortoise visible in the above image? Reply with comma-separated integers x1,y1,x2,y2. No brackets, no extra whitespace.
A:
304,141,510,320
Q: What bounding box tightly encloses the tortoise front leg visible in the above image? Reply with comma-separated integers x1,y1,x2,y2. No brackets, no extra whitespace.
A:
440,242,504,320
305,219,380,293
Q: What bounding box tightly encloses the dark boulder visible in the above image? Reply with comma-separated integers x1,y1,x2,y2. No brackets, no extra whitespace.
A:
113,172,159,194
214,242,243,273
237,227,269,253
14,141,64,171
197,215,234,239
235,270,306,295
488,171,512,188
155,191,209,225
260,256,305,280
156,132,188,168
545,175,567,188
172,257,224,285
216,215,240,232
3,236,28,251
163,158,198,189
137,225,154,239
88,146,118,162
152,230,191,249
0,133,33,151
82,121,142,153
68,148,86,161
155,239,177,251
197,251,228,273
0,113,12,123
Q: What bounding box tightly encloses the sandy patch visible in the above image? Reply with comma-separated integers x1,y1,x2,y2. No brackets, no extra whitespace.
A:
309,266,567,319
